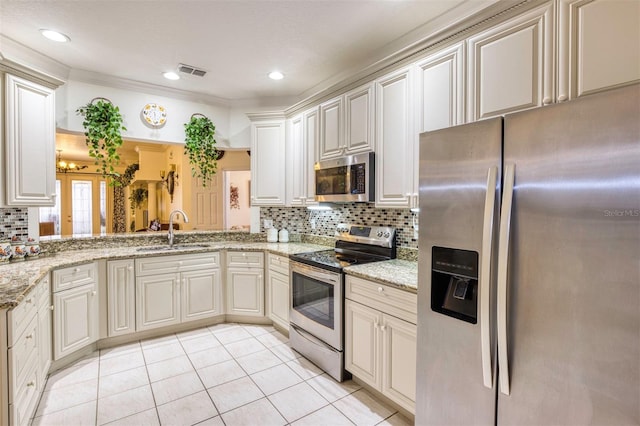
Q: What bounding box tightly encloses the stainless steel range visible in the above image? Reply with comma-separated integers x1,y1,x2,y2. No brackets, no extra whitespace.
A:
289,223,396,382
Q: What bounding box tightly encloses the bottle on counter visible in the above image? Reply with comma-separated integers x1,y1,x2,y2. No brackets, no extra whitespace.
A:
278,228,289,243
267,228,278,242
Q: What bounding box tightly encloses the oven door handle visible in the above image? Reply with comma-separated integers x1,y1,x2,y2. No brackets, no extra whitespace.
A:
291,263,340,285
290,324,340,353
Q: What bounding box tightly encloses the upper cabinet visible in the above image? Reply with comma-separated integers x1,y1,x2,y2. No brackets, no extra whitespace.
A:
467,2,554,121
2,73,56,206
250,116,286,206
558,0,640,101
375,66,417,209
286,107,318,207
416,42,465,132
318,82,375,161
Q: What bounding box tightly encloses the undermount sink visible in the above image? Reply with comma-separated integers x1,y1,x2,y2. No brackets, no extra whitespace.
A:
136,244,210,252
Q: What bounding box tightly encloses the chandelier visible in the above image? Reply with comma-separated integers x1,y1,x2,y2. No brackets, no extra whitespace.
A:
56,150,88,173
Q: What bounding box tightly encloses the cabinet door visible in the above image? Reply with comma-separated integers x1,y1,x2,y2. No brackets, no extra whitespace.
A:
226,268,264,317
345,300,381,390
344,83,375,154
37,300,52,388
302,107,318,206
417,42,465,132
181,268,222,322
318,96,344,160
107,260,135,337
53,283,98,360
251,120,286,206
467,3,554,120
381,314,417,413
267,269,289,330
287,114,306,206
558,0,640,101
136,274,180,331
4,74,56,206
375,66,415,208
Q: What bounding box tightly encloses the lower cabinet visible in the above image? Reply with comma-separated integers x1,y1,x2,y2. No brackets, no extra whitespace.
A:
52,263,99,360
345,276,417,414
107,259,135,337
134,253,221,332
266,253,290,330
226,251,265,317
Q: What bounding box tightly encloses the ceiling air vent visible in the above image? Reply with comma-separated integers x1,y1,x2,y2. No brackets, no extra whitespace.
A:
178,63,207,77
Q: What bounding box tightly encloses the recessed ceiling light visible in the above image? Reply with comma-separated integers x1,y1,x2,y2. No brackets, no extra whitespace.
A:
40,29,70,43
268,71,284,80
163,72,180,81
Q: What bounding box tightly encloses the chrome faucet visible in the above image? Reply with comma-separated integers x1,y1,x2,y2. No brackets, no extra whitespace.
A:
168,210,189,247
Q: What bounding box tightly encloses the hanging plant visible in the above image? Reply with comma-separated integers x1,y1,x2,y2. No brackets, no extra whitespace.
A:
76,97,127,182
184,113,219,187
129,187,148,210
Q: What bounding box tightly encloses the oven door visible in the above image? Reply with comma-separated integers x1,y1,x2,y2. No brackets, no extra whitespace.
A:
289,261,343,350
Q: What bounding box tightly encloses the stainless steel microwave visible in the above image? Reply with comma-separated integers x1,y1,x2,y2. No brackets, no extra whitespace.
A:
314,152,375,202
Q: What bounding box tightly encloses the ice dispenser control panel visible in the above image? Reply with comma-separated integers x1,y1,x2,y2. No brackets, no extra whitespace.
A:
431,247,479,324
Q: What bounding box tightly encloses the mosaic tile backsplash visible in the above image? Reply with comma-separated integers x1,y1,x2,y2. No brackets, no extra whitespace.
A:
0,208,29,240
260,204,419,250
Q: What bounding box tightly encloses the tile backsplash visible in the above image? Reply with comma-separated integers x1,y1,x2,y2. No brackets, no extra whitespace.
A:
0,208,29,240
260,204,419,250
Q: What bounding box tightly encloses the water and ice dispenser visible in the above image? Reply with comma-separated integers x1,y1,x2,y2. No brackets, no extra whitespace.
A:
431,247,479,324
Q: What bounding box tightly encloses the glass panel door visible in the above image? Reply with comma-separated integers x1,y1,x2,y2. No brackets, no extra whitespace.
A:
72,180,92,234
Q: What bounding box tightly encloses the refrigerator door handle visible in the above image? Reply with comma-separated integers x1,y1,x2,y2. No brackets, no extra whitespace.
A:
480,166,498,389
497,163,515,395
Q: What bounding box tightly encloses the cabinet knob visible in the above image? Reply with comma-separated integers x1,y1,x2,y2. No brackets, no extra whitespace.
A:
92,291,97,296
50,305,54,311
380,325,386,332
74,268,80,273
26,333,33,339
542,97,552,105
26,298,33,304
374,320,379,329
558,94,568,102
377,286,384,293
27,381,35,387
128,266,133,271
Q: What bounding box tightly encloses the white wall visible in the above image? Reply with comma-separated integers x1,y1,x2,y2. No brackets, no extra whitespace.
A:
56,79,235,146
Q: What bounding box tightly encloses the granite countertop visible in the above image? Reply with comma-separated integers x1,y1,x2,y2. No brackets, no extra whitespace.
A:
344,259,418,293
0,242,328,309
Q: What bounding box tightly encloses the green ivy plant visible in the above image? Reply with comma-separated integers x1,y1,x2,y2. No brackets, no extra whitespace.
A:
129,187,148,210
184,114,219,186
76,98,127,182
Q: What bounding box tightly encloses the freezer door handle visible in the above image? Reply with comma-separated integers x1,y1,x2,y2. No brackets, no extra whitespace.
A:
480,166,498,389
497,163,515,395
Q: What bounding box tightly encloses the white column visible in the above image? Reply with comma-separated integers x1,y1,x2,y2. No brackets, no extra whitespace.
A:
147,182,157,224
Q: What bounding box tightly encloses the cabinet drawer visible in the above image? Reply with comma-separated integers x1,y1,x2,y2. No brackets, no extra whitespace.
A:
346,276,417,325
7,293,38,347
36,275,51,309
9,362,40,425
136,252,220,276
267,253,289,275
227,251,264,268
8,315,39,401
52,262,97,292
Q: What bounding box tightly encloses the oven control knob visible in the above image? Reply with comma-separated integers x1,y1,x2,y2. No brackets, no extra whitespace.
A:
384,232,390,238
377,231,383,237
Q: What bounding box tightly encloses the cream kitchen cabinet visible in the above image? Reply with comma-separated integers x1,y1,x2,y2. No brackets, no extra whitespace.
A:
416,42,465,132
558,0,640,101
2,275,52,426
2,73,56,207
266,253,290,330
226,251,264,317
135,253,221,332
287,108,318,207
52,263,99,360
375,66,417,209
107,259,136,337
318,82,375,161
467,2,554,121
345,276,417,414
250,116,286,206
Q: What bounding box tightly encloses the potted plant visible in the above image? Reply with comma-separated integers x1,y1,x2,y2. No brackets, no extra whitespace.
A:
129,187,148,210
76,97,127,181
184,113,220,186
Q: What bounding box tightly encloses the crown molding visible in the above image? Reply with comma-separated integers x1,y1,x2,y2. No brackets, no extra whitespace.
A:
0,35,68,88
246,111,286,122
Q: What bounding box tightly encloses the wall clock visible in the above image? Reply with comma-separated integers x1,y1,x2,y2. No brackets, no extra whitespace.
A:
142,103,167,127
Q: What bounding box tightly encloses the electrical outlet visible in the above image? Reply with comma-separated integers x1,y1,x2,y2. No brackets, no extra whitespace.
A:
310,218,316,230
263,219,273,229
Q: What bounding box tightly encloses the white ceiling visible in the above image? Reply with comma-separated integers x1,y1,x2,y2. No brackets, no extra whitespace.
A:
0,0,495,103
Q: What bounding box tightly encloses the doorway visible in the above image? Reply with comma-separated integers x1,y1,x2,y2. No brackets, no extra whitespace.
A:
39,174,109,236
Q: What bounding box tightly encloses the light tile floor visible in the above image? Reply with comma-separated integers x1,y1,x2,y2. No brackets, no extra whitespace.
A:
32,323,413,426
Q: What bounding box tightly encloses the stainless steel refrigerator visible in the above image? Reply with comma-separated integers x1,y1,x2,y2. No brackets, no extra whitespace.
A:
416,84,640,425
